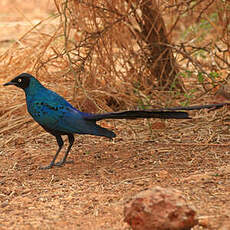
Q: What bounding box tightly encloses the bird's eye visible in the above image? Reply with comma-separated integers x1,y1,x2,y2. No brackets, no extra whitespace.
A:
18,78,22,83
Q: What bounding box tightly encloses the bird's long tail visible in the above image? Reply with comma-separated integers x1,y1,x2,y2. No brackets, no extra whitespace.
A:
84,110,190,121
83,103,230,121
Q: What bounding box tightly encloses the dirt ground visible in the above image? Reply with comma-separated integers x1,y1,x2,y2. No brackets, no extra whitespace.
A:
1,1,230,230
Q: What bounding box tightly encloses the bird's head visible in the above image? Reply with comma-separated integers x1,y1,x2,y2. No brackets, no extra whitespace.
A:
3,73,34,90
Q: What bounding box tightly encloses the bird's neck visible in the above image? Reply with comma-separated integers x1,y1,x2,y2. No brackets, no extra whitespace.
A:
24,81,46,100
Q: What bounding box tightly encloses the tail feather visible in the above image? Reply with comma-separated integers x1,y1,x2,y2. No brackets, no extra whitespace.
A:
83,110,190,121
94,124,116,139
83,103,230,122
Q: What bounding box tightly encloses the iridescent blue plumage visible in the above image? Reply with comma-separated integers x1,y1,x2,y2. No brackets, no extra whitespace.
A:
24,76,115,139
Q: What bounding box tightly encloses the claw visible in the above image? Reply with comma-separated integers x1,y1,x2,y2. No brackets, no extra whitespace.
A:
39,164,54,170
54,160,74,167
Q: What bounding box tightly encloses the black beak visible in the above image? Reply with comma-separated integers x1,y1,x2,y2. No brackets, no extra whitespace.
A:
3,81,16,86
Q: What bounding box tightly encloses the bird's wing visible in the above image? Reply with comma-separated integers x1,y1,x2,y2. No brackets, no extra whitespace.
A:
27,99,100,135
28,100,70,130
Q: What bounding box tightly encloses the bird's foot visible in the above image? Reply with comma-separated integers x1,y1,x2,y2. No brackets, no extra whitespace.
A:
54,160,74,167
39,164,54,170
38,160,74,169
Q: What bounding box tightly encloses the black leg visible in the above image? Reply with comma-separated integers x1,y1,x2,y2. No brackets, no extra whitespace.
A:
54,134,75,166
39,135,64,170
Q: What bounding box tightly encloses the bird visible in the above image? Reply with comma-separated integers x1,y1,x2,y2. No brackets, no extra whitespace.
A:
3,73,229,169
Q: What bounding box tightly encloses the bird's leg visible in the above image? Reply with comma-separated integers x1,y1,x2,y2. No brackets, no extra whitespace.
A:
39,135,64,169
54,134,75,166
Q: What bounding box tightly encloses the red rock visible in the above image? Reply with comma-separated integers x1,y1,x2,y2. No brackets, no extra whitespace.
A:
124,186,198,230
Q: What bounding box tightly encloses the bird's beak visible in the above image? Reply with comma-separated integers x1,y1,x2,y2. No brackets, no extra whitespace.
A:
3,81,16,86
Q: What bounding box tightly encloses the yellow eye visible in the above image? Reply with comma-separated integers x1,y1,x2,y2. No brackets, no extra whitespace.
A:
18,78,22,83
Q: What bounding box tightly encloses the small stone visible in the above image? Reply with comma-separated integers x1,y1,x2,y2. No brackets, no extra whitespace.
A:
1,200,9,208
198,217,212,229
124,186,198,230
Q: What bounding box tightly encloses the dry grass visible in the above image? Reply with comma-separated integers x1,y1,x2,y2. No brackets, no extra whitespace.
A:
0,0,229,128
